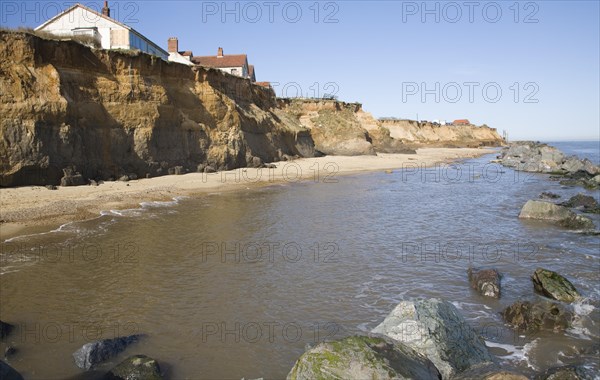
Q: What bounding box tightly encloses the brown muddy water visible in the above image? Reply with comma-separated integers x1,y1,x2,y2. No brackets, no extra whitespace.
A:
1,152,599,379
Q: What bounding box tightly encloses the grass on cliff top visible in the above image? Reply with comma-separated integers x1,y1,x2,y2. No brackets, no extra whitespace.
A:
0,27,100,48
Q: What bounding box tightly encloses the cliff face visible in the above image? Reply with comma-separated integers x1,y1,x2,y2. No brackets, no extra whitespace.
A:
0,31,313,186
0,31,503,187
379,119,502,148
275,99,417,155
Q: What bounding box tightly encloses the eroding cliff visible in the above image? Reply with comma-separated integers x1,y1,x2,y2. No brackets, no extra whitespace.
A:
276,99,418,155
0,31,503,187
0,30,312,186
380,119,502,148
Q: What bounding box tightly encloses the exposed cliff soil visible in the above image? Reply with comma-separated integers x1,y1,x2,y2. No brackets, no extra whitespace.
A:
0,31,503,187
0,30,313,187
380,119,502,148
276,99,417,155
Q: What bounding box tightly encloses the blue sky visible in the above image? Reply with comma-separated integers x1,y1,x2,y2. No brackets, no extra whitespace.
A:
1,1,599,141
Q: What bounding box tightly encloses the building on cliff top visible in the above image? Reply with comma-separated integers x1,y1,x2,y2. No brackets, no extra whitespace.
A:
453,119,471,125
167,37,194,66
34,1,168,61
192,47,256,82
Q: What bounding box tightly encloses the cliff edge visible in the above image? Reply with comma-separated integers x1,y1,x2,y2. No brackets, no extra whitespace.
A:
0,31,503,187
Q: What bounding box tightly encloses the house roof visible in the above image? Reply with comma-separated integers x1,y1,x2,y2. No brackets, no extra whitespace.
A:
179,51,193,57
453,119,470,124
256,82,271,88
192,54,247,68
35,3,168,56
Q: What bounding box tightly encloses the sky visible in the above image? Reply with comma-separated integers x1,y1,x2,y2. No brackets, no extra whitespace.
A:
1,0,599,141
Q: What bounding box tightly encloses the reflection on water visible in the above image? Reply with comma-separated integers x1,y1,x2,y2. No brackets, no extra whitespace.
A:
1,152,599,379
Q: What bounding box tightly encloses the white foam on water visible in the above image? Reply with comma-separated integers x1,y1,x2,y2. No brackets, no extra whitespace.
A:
486,338,539,371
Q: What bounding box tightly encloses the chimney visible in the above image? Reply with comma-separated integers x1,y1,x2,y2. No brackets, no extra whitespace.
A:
217,47,223,57
102,1,110,17
168,37,179,53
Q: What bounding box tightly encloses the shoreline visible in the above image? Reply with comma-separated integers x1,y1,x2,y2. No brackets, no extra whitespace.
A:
0,148,497,241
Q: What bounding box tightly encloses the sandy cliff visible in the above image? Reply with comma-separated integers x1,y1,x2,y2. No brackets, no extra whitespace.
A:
0,31,503,187
0,31,313,187
380,119,502,148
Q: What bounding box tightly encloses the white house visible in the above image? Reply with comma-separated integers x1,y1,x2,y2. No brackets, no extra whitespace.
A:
35,2,168,61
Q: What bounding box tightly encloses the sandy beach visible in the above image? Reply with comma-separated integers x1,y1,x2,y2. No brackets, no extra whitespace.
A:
0,148,496,240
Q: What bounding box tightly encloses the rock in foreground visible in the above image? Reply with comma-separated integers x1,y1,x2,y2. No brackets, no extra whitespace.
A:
286,335,440,380
73,334,144,370
535,364,595,380
532,268,581,303
105,355,163,380
467,268,501,298
561,194,600,214
0,360,24,380
502,300,572,332
372,298,492,379
518,200,594,229
452,362,527,379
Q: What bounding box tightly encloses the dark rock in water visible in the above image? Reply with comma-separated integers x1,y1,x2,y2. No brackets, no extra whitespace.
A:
0,320,14,339
61,168,87,187
502,300,572,332
0,360,24,380
45,184,58,190
118,175,130,182
452,362,528,379
204,165,216,173
532,268,581,303
72,334,144,370
372,298,492,379
535,364,595,380
539,192,561,199
263,163,277,169
561,194,600,213
519,200,595,229
4,346,17,360
468,268,501,298
286,335,440,380
105,355,163,380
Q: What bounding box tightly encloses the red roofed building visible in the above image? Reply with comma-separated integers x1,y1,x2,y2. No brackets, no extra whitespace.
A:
192,47,255,82
255,82,272,89
453,119,471,125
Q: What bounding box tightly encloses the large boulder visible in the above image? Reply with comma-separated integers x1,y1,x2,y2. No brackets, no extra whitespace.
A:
372,298,492,379
452,362,528,380
532,268,581,303
0,320,14,339
518,200,595,229
502,300,572,332
467,268,501,298
535,364,595,380
73,334,144,370
105,355,163,380
286,335,440,380
0,360,24,380
561,157,586,174
561,194,600,213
